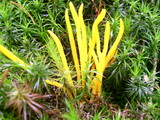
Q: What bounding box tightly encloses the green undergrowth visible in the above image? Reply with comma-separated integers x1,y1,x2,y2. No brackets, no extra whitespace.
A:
0,0,160,119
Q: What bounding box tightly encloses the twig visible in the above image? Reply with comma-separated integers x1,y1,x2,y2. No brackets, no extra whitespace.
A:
153,57,160,90
90,0,104,16
153,57,157,82
0,69,9,87
97,0,102,15
10,1,36,24
90,0,98,14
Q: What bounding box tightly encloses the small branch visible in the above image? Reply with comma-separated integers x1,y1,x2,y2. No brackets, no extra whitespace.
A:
90,0,104,16
10,1,36,24
97,0,102,15
153,57,157,82
153,57,160,90
90,0,98,14
0,69,9,87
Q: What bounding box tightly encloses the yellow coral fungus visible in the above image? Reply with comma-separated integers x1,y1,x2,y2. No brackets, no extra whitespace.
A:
0,45,29,69
46,2,124,100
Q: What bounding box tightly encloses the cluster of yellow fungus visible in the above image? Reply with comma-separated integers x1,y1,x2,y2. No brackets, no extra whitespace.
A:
45,2,124,100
